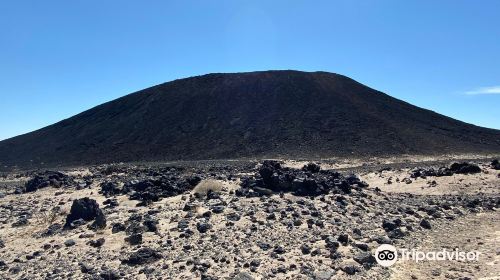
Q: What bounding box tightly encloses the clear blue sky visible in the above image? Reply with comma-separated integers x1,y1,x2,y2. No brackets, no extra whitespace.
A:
1,0,499,141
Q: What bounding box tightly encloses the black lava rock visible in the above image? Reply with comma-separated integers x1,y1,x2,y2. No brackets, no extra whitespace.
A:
257,242,271,251
143,216,159,232
123,177,196,204
239,160,368,197
88,238,105,248
112,223,126,233
449,162,481,174
65,198,105,229
122,248,162,265
12,217,29,227
382,219,399,231
211,205,225,214
388,228,406,239
300,244,311,254
354,252,376,266
226,213,241,221
100,181,121,197
337,234,349,244
491,159,500,170
64,239,76,247
302,163,321,173
342,264,359,275
420,219,432,229
187,176,202,186
0,260,8,271
412,162,481,178
125,234,143,245
197,222,212,233
325,237,340,251
24,171,71,193
273,246,286,254
89,210,107,230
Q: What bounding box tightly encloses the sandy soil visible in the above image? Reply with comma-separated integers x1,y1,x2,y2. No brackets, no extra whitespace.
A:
390,211,500,280
0,156,498,279
361,163,500,196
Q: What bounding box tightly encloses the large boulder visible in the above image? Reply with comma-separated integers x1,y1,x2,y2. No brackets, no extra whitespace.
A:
65,198,105,229
238,161,368,197
100,181,121,197
123,176,196,205
491,159,500,170
258,160,282,190
411,162,481,178
24,171,71,193
449,162,481,174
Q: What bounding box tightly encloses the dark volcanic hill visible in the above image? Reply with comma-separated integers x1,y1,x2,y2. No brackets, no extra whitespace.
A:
1,70,500,169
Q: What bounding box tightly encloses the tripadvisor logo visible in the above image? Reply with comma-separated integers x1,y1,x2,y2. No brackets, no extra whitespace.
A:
375,244,398,267
374,244,481,267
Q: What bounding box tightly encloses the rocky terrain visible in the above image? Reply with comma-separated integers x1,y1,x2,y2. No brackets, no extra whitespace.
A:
0,157,498,279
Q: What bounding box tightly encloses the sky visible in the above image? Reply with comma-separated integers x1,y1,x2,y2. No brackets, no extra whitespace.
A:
0,0,499,141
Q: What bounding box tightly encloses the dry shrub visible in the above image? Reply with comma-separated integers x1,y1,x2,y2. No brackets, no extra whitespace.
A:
37,206,66,225
192,179,224,195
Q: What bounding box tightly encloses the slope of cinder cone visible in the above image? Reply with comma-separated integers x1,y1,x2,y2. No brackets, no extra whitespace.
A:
1,70,499,168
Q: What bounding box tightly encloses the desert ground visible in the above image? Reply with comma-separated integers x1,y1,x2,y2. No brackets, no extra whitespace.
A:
0,155,499,279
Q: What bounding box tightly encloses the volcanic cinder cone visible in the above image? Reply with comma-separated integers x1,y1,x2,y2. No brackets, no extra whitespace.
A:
1,70,499,168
